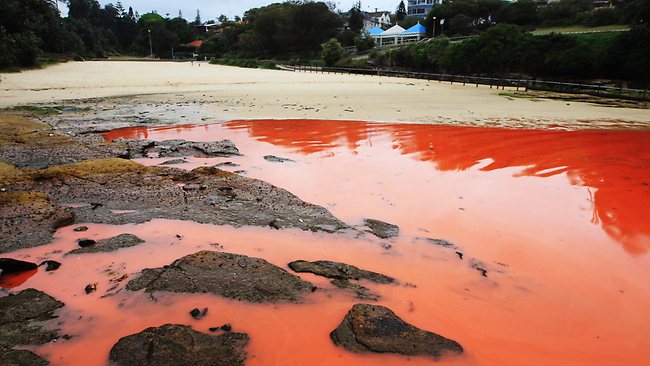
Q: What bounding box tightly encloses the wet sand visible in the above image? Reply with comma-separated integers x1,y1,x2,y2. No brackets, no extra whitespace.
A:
3,120,650,365
1,61,650,128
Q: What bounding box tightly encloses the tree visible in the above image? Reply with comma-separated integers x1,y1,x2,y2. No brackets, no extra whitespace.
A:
348,2,363,33
321,38,344,66
396,1,407,21
194,10,201,24
218,14,229,23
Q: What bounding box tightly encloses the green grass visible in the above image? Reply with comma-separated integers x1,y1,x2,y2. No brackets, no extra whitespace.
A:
8,106,63,115
531,24,630,35
210,58,278,70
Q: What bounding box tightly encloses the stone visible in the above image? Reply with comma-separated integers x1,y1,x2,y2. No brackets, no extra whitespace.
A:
119,139,241,159
288,260,394,284
330,304,463,359
470,259,488,277
85,283,97,294
214,162,239,168
68,234,145,255
77,239,96,248
109,324,248,366
0,192,74,254
0,259,38,274
73,226,88,232
330,279,380,301
159,159,187,165
0,289,64,348
417,238,456,248
364,219,399,239
126,251,316,303
190,308,208,320
40,260,61,272
263,155,295,163
0,346,49,366
3,161,348,246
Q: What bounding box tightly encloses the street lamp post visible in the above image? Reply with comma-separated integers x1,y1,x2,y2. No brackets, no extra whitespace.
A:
148,29,153,58
433,17,437,37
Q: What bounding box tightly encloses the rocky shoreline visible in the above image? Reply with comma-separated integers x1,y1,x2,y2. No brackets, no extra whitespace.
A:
0,110,466,365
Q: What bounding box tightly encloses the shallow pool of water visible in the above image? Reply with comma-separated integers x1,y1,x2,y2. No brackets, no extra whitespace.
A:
4,119,650,365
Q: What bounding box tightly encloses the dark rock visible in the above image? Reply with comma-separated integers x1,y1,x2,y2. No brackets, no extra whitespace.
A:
4,162,348,244
0,289,64,348
470,260,488,277
73,226,88,232
85,283,97,294
68,234,144,255
0,346,48,366
456,252,464,260
214,162,239,168
330,304,463,359
109,324,248,366
0,192,75,254
263,155,295,163
331,279,380,301
40,260,61,272
112,139,156,158
0,132,129,170
159,159,187,165
364,219,399,239
77,239,96,248
220,324,232,332
417,238,456,248
190,308,208,320
288,260,394,284
126,139,241,159
0,259,38,274
126,251,315,303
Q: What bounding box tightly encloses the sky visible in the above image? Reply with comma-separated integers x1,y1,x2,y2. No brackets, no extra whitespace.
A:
62,1,404,20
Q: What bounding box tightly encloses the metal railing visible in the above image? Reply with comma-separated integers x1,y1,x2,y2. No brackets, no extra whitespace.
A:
285,65,649,101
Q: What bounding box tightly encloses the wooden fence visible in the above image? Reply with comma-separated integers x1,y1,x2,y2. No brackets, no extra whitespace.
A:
286,65,649,101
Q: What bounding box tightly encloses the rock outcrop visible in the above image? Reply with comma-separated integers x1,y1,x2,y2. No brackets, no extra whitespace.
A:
330,304,463,359
126,251,316,303
109,324,248,366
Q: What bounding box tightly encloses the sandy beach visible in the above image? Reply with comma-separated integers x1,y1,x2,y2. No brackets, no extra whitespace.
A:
1,61,649,129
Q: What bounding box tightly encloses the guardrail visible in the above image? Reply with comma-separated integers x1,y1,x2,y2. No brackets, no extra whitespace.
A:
285,65,649,101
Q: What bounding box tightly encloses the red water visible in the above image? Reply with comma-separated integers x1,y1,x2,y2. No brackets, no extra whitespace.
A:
3,120,650,365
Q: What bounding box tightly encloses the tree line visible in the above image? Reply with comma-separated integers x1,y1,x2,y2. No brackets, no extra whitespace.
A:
369,24,649,83
1,0,648,83
423,0,649,37
0,0,347,69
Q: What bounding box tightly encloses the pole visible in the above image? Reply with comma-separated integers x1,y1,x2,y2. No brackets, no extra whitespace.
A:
148,29,153,58
432,17,436,38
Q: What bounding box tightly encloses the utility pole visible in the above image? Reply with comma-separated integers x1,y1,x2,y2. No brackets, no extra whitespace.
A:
148,29,153,58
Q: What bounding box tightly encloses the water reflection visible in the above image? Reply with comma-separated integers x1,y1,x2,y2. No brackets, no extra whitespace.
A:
222,120,650,255
0,269,38,288
103,120,650,255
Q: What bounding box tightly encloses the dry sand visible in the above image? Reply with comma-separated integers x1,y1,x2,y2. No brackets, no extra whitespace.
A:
1,61,649,128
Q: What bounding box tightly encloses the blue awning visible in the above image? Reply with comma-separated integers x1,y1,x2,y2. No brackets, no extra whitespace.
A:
368,26,385,35
404,22,426,34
